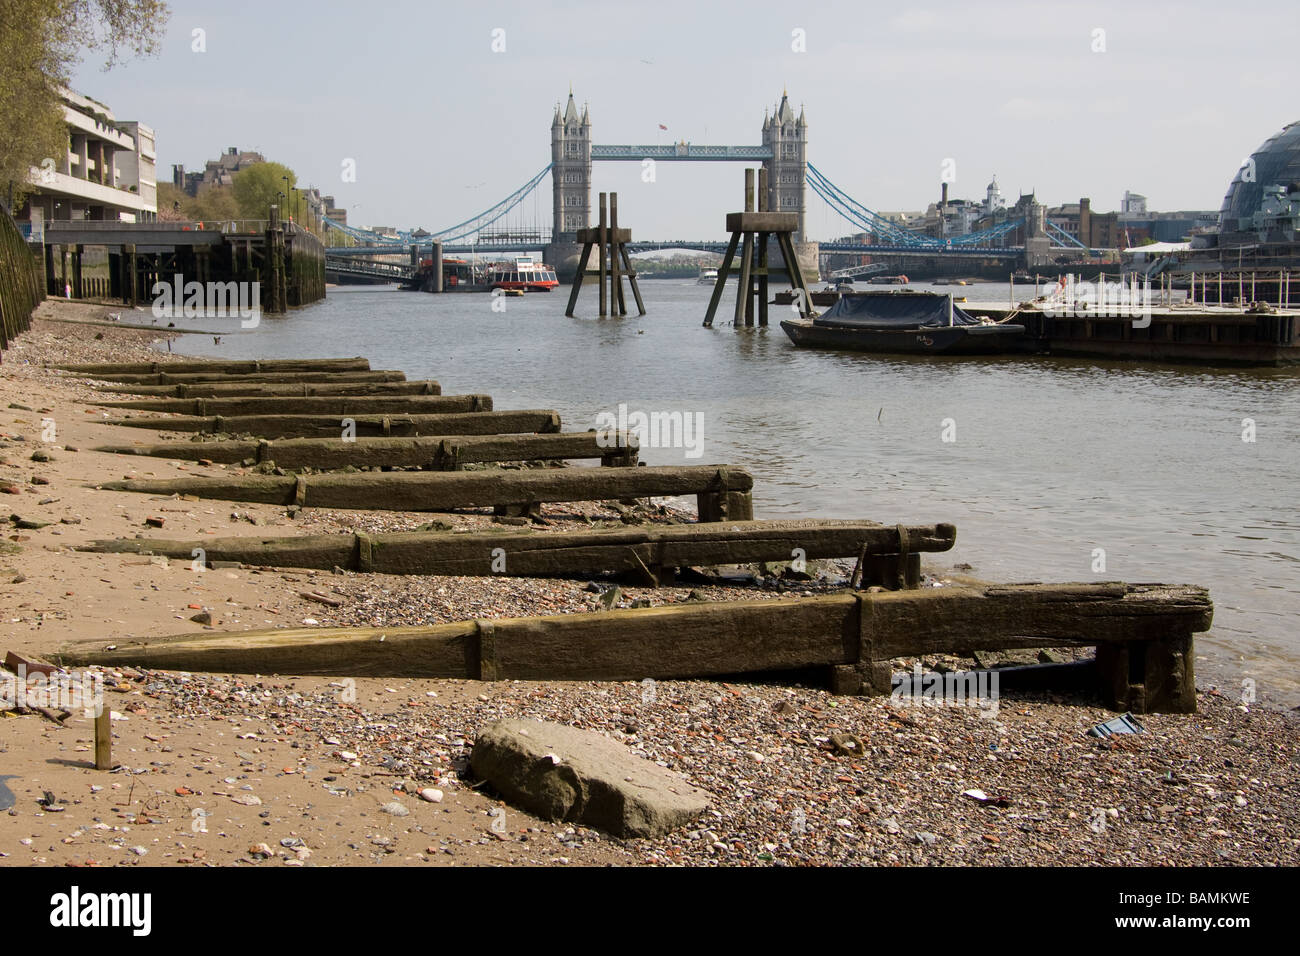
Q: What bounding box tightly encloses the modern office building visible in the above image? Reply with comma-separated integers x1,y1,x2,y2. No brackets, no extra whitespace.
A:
17,87,157,235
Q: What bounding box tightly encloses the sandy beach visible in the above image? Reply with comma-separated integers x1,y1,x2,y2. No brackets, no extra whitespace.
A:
0,299,1296,868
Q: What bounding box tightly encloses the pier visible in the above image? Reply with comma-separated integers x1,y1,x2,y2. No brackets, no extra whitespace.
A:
39,206,324,314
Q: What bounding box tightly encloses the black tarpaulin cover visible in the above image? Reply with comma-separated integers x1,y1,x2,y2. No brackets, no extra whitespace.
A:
813,292,981,329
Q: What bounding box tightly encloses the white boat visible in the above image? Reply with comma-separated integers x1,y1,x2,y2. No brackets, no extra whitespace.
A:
697,267,719,284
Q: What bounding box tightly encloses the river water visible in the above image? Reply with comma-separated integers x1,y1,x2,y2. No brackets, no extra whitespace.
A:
169,279,1300,706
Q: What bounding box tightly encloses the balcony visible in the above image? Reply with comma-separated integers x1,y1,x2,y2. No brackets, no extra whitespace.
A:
27,168,151,213
63,106,135,150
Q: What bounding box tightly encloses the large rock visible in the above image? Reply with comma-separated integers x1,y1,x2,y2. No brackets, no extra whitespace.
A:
471,718,712,839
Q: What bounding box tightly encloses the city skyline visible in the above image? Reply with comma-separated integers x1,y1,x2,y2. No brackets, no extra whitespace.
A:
70,0,1300,238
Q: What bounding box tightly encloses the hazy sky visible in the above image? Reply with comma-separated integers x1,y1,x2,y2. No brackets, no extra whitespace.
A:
72,0,1300,240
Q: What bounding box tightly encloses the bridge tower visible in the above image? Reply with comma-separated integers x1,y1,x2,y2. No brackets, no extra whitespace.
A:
761,91,818,279
549,92,591,278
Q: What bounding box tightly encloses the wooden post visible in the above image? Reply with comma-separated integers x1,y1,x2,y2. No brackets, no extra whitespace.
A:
72,244,83,299
703,232,740,328
757,168,769,327
95,709,112,770
610,193,624,316
564,242,594,317
45,243,57,297
735,231,754,327
597,193,608,318
124,243,138,307
619,244,647,316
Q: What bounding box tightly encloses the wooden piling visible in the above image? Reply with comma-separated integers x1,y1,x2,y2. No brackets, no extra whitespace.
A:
58,582,1211,713
565,191,645,318
94,709,112,770
97,463,754,518
82,519,955,582
598,192,608,318
100,409,562,440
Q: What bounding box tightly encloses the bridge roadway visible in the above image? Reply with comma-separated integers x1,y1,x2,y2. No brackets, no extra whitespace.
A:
327,241,1025,259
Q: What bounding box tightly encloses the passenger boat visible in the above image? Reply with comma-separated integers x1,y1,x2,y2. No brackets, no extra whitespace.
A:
697,267,719,284
780,291,1026,355
487,256,559,292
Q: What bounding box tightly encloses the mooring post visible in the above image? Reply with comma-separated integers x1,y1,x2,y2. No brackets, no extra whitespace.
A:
610,193,624,316
757,167,769,327
597,193,608,318
71,243,83,299
703,232,739,328
124,243,138,307
735,169,755,327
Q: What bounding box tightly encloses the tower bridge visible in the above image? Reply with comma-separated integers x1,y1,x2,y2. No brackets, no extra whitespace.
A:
324,89,1078,282
548,90,815,279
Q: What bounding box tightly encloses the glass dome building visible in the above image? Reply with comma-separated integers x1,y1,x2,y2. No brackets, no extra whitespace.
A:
1219,120,1300,233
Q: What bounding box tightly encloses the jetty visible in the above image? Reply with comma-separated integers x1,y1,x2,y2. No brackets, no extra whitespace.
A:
63,352,1211,712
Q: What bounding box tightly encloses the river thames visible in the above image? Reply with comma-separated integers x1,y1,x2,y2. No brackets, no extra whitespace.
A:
170,280,1300,706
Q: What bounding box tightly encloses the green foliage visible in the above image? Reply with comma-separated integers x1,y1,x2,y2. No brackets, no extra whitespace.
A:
0,1,169,208
232,161,297,220
157,181,239,223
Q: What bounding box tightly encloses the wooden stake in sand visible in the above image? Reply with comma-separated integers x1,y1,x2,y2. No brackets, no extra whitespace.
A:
94,709,112,770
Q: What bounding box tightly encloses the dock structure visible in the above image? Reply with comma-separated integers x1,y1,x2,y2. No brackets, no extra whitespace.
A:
39,205,325,315
65,351,1212,711
564,192,645,318
704,168,815,328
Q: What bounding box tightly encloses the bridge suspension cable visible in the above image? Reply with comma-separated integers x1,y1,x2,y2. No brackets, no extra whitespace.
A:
807,163,1021,248
324,164,553,247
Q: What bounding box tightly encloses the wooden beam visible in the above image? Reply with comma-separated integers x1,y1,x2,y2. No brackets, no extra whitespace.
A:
725,212,799,233
95,463,754,515
56,582,1210,712
735,232,755,327
72,370,407,386
703,232,741,328
564,241,595,318
81,519,955,579
100,409,562,439
91,394,492,416
92,380,441,398
93,431,640,470
53,357,372,375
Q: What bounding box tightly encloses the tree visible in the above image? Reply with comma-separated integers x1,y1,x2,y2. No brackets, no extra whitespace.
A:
0,0,169,209
231,162,297,221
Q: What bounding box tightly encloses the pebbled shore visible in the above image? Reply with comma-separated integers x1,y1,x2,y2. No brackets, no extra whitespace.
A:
0,300,1295,868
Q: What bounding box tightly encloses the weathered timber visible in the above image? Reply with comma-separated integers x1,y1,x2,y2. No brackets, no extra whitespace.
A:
74,370,407,386
96,464,754,517
100,409,562,439
89,394,492,416
56,582,1211,712
53,357,371,375
80,519,953,583
92,380,441,398
93,432,640,470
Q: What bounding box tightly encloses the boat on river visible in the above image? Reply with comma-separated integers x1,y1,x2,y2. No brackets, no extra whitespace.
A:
780,291,1026,355
487,256,559,292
